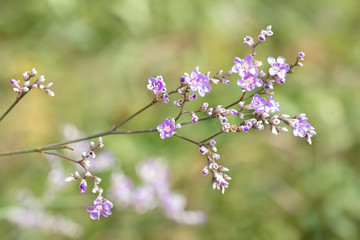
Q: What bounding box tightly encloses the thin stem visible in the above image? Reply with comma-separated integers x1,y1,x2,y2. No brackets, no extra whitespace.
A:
200,131,223,143
42,151,79,163
175,86,189,121
225,92,246,109
252,41,261,56
0,129,157,157
179,115,215,126
42,129,157,149
0,91,29,123
0,146,71,157
174,134,201,146
243,89,265,101
112,100,157,131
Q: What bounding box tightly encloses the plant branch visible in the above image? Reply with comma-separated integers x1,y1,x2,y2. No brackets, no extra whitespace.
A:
174,134,201,146
0,91,29,123
0,129,157,157
200,131,223,143
111,100,157,131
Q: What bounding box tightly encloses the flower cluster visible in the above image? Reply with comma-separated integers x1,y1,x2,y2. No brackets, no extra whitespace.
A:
10,68,54,96
249,94,280,114
0,25,317,224
233,54,263,92
150,25,316,195
199,141,231,194
64,137,113,220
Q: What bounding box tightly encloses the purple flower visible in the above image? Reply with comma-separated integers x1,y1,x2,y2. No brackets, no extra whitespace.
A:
199,146,208,155
157,118,176,139
237,69,263,91
265,96,280,114
268,56,290,79
202,166,209,175
244,36,255,47
251,94,267,113
258,34,266,42
298,52,305,59
159,93,169,103
183,67,211,97
147,76,166,95
232,54,254,78
293,118,312,138
87,198,113,220
80,179,87,194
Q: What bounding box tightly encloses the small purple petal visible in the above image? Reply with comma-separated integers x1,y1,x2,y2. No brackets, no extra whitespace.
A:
90,211,100,220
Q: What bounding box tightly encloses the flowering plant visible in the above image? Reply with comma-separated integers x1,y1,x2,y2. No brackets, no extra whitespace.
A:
0,26,315,222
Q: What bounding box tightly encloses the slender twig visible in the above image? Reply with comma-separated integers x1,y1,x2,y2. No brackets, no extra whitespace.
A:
225,92,246,109
42,151,79,163
0,129,157,157
174,134,201,146
0,146,72,157
111,100,157,131
200,131,223,143
252,41,260,56
0,92,29,123
175,86,189,121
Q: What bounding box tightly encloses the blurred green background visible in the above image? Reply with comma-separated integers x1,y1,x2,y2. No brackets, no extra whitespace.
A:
1,0,360,239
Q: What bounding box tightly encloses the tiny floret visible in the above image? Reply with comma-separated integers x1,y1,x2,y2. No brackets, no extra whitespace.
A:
147,76,166,95
87,198,113,220
182,67,211,97
157,118,176,139
268,56,290,79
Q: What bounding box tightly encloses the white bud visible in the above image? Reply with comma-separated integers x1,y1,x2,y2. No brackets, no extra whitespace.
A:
74,171,81,179
45,89,55,97
22,87,29,92
65,176,75,182
37,75,45,83
219,166,229,172
94,176,102,184
306,134,312,145
83,160,91,167
23,71,29,81
30,68,37,76
277,127,288,132
221,186,225,194
90,141,95,150
45,82,53,88
98,137,104,148
270,125,279,135
85,171,92,177
92,185,99,193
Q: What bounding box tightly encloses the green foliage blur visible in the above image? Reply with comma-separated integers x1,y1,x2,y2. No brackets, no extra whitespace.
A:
1,0,360,239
